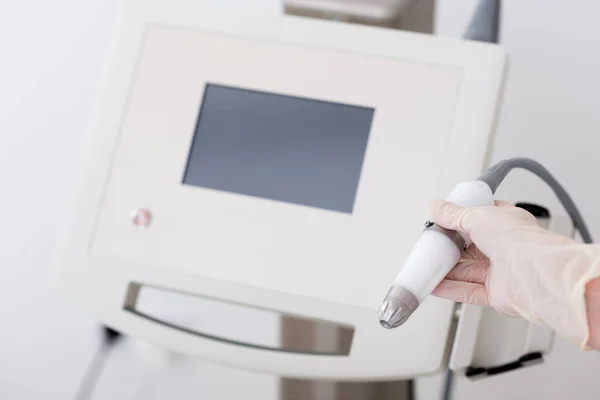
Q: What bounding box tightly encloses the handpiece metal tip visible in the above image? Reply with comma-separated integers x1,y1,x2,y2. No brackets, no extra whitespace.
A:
378,286,419,329
379,319,393,329
378,297,411,329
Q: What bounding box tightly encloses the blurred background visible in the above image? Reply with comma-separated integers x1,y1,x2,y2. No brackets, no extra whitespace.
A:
1,0,599,399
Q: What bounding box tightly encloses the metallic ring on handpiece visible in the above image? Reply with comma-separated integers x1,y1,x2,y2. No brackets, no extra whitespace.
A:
424,221,467,252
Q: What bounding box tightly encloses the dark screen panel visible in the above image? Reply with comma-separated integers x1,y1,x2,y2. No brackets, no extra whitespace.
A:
182,84,374,214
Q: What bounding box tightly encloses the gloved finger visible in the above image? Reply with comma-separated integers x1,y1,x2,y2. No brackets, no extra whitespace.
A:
445,262,488,284
430,199,478,233
431,279,489,306
431,199,515,232
494,200,513,208
460,244,490,264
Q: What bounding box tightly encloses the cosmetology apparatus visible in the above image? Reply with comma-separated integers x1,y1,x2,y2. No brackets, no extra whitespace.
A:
52,0,589,392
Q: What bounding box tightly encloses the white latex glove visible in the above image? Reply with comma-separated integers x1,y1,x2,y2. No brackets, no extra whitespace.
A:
430,199,600,350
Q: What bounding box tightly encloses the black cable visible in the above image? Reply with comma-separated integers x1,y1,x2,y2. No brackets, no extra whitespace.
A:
72,326,122,400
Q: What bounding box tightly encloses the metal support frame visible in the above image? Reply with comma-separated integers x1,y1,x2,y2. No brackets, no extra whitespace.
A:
283,0,434,33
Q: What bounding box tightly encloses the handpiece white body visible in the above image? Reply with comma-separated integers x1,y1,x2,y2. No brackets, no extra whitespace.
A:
394,230,462,304
379,181,495,328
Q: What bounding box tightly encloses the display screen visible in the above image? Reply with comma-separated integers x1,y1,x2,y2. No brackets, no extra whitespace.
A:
182,84,374,214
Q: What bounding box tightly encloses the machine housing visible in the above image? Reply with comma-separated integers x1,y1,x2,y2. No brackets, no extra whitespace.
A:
51,0,556,381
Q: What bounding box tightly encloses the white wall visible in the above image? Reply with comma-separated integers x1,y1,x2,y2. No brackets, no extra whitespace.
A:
2,1,600,399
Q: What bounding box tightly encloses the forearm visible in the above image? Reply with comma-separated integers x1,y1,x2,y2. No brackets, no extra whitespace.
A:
585,276,600,350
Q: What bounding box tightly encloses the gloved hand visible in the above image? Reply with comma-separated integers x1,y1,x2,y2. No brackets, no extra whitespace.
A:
430,199,600,350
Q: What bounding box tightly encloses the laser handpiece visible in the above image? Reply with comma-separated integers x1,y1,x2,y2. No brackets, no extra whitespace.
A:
378,180,495,329
378,157,595,329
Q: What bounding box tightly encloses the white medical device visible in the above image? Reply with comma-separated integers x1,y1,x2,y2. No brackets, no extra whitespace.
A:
53,0,561,381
